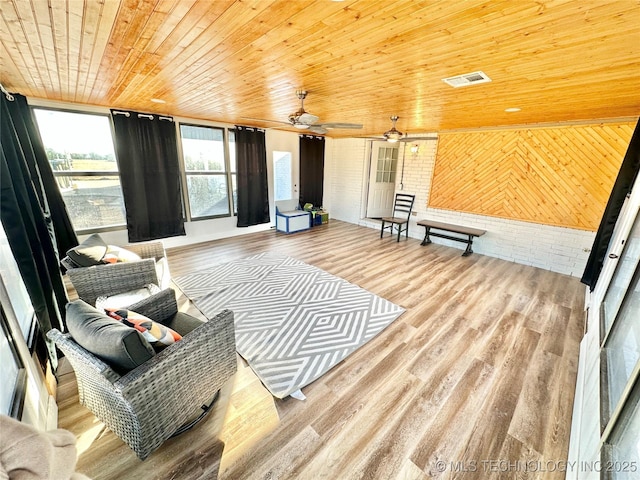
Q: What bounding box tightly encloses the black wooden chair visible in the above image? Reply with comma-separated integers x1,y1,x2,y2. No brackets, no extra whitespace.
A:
380,193,416,242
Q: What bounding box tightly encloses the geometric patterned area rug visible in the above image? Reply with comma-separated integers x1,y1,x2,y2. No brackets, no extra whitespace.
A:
174,252,405,399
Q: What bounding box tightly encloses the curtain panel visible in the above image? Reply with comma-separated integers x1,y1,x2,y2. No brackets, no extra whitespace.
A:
234,126,270,227
581,119,640,290
299,135,325,208
1,93,74,365
111,110,185,242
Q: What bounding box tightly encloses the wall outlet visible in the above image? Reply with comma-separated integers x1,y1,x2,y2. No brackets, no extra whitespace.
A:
411,211,418,216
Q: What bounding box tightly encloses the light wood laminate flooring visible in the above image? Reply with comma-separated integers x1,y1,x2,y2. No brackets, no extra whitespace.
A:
57,220,586,479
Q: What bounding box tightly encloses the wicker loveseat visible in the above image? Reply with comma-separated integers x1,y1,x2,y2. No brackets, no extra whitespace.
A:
48,289,237,460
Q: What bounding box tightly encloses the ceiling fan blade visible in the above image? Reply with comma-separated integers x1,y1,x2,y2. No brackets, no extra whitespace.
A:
355,135,439,142
240,117,290,125
308,126,328,134
318,122,363,129
400,136,438,142
297,112,319,125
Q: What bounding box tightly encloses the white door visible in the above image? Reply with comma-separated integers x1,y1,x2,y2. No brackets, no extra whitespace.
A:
366,142,399,218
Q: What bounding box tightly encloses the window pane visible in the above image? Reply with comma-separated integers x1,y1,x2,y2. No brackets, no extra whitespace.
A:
34,109,118,171
606,384,640,480
55,175,126,230
186,175,230,218
0,320,20,415
229,130,236,172
604,260,640,421
0,224,34,340
33,109,124,231
603,213,640,336
180,125,225,172
231,174,237,215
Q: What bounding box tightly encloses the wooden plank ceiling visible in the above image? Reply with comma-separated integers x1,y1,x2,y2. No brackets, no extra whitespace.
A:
1,0,639,137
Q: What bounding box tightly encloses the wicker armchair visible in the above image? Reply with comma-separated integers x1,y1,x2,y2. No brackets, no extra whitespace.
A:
48,288,237,460
64,241,170,306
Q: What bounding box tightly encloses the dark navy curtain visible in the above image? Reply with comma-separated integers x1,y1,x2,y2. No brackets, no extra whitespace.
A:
581,119,640,290
1,93,76,365
111,110,185,242
299,135,325,208
234,126,270,227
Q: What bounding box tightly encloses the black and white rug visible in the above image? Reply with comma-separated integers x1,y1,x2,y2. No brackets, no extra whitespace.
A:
174,252,404,399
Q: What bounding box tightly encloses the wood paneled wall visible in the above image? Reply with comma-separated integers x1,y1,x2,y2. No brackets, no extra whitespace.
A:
429,122,636,230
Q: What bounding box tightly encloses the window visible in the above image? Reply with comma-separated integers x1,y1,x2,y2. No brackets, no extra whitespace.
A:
33,109,125,232
179,124,236,219
0,222,28,417
0,310,25,417
273,151,293,201
598,202,640,478
0,222,34,342
603,382,640,480
229,129,237,215
602,212,640,337
603,262,640,422
602,212,640,422
376,146,398,183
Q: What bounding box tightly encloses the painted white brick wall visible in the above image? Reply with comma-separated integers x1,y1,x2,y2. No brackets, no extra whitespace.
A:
324,137,368,224
325,137,595,277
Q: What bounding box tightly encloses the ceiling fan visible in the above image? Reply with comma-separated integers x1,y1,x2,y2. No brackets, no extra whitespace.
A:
244,90,363,134
383,115,403,142
364,116,438,143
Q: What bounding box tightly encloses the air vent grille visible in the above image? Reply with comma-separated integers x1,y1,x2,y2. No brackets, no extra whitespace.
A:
442,71,492,88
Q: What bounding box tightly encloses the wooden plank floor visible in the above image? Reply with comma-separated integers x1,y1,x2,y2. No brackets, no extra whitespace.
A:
57,220,586,480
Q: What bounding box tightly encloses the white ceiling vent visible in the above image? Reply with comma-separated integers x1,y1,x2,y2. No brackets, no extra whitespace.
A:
442,71,491,88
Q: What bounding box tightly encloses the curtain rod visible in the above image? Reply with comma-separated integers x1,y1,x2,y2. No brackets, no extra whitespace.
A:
0,83,15,101
111,110,173,121
236,125,265,132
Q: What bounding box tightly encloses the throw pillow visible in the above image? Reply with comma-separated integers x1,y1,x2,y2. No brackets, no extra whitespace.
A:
105,308,182,351
66,300,155,372
65,233,108,267
102,245,142,264
95,284,160,310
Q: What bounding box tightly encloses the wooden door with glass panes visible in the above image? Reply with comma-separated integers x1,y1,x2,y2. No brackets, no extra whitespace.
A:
366,142,399,218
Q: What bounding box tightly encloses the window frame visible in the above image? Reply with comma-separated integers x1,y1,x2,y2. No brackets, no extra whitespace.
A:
31,106,126,235
594,191,640,479
0,297,26,419
177,122,237,221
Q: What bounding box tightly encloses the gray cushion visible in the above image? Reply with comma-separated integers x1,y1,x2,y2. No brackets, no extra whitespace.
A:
66,234,108,267
164,312,204,336
66,300,155,372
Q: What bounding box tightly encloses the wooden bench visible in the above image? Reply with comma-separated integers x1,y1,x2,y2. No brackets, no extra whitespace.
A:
417,220,486,257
